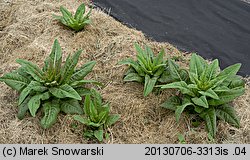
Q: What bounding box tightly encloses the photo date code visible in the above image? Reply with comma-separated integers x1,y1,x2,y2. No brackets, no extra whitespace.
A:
145,146,246,156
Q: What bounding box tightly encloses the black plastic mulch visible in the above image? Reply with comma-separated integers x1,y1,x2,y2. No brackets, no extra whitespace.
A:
93,0,250,76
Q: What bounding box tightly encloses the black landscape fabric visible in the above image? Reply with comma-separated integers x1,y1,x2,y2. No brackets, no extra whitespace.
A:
93,0,250,76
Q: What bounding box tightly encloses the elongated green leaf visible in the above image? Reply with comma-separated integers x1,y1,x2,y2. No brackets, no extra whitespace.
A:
200,59,219,81
56,54,70,81
83,95,103,127
192,96,209,108
216,104,240,127
100,103,110,114
207,59,219,80
177,134,186,144
50,39,62,69
30,81,47,92
153,49,165,66
201,108,217,138
187,84,199,90
40,100,60,129
60,6,72,16
74,3,86,21
28,92,50,117
189,72,199,85
74,87,91,96
124,64,136,76
16,59,44,79
71,20,90,32
86,121,101,127
18,81,47,105
228,76,245,89
209,74,228,88
52,14,63,21
189,53,206,77
145,45,154,59
118,58,136,66
43,58,50,73
60,6,74,25
118,59,144,76
70,61,96,82
61,99,83,114
158,69,175,83
138,63,152,75
214,86,230,92
0,72,30,92
161,96,181,111
90,89,102,109
40,92,50,100
89,100,98,123
60,50,81,84
98,110,108,124
59,17,68,26
135,44,148,69
222,75,236,87
187,84,199,95
153,65,165,76
73,115,89,125
208,88,245,105
45,39,62,80
123,72,143,83
198,88,219,100
84,94,91,115
94,129,103,142
70,79,102,87
49,84,81,100
17,96,31,120
168,59,182,81
145,45,154,70
28,95,42,117
16,67,33,81
175,98,193,122
69,50,82,68
106,114,120,126
18,87,32,105
179,69,189,82
218,63,241,78
135,45,153,74
16,59,44,82
81,19,91,24
160,81,195,97
210,63,241,88
143,75,158,96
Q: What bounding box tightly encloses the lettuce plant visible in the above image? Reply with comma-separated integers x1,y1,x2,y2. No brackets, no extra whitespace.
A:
118,44,169,96
74,89,120,142
160,53,245,137
53,3,91,31
0,39,99,129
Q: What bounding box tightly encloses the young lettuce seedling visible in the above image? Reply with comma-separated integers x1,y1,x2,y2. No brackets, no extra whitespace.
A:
119,44,161,96
53,3,92,31
119,43,187,97
74,89,120,142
